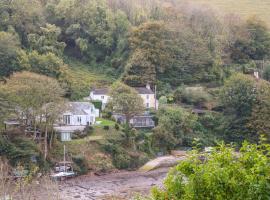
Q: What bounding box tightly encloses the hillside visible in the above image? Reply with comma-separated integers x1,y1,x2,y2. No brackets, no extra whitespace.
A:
191,0,270,25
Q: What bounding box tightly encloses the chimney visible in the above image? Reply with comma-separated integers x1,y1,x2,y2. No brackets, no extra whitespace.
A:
146,83,151,90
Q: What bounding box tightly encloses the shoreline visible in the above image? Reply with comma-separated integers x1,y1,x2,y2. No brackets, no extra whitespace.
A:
58,167,170,200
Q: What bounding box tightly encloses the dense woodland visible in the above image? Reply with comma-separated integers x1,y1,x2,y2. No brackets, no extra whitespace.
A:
1,1,270,197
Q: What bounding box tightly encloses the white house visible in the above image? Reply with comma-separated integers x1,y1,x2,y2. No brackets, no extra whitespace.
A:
88,88,110,110
88,84,158,110
54,102,98,141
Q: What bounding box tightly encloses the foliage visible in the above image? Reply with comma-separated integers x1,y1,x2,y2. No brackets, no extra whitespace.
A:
149,141,270,200
91,100,103,111
18,51,65,78
220,73,257,117
174,86,211,108
153,106,201,151
263,63,270,81
230,16,270,63
108,81,144,125
72,155,88,175
27,23,66,56
248,80,270,139
0,71,65,159
0,31,21,78
158,96,167,105
0,135,44,168
104,142,149,169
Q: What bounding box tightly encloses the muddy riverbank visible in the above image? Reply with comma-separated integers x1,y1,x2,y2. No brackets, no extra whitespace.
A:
58,167,170,200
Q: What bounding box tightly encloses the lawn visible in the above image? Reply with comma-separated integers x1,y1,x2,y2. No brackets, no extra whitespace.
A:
95,118,116,127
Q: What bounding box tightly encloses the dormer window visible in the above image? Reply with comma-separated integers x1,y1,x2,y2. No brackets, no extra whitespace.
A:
101,96,104,99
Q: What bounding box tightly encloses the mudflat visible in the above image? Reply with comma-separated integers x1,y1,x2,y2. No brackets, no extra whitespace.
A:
58,167,169,200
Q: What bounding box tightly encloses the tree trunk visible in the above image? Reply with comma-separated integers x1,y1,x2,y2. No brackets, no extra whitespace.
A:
44,121,48,159
49,129,54,149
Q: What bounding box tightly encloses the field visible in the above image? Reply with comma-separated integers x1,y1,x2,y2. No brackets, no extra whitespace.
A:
190,0,270,25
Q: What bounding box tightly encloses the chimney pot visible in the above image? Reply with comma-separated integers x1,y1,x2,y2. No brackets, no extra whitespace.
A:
146,83,151,90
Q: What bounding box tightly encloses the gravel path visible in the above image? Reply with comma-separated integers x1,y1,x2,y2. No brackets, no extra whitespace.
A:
58,168,169,200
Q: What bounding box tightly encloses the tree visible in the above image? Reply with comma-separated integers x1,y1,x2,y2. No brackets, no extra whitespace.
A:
220,73,257,117
230,16,270,63
0,31,21,78
248,80,270,139
0,72,65,159
27,23,66,56
263,63,270,81
0,0,45,46
123,21,174,86
148,141,270,200
108,81,144,126
18,50,65,78
153,106,200,151
122,50,156,86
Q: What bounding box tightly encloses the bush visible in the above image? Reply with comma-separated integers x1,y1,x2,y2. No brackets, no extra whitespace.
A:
0,135,45,169
103,125,110,130
174,86,211,107
113,153,131,169
91,100,103,111
84,125,94,135
72,155,88,175
263,64,270,81
149,141,270,200
114,123,120,130
158,96,167,105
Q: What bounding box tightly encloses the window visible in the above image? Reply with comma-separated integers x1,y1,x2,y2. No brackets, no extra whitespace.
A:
101,96,104,99
61,132,71,141
63,115,71,125
146,95,149,99
77,116,81,124
146,103,149,108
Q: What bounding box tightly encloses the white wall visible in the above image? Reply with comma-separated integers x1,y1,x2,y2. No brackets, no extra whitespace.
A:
61,112,96,126
139,94,157,109
90,92,109,104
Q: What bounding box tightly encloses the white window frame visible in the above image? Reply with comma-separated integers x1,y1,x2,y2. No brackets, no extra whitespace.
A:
61,132,71,141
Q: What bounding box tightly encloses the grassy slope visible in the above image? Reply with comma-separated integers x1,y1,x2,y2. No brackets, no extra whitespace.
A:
190,0,270,25
63,59,115,100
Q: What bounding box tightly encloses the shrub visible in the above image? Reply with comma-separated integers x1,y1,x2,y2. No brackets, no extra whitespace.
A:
91,100,102,111
149,141,270,200
84,125,94,135
113,153,131,169
174,86,211,107
114,123,120,130
103,125,109,130
72,155,88,175
158,96,167,105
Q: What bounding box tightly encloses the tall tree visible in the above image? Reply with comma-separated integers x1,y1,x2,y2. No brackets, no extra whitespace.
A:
1,71,65,158
0,31,21,78
108,81,144,126
230,16,270,63
123,21,173,86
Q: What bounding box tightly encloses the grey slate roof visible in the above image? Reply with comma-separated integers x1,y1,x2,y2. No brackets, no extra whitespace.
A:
92,88,109,95
66,102,94,115
134,87,154,94
92,87,154,95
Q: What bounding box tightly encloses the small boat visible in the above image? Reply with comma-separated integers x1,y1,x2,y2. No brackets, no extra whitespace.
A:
51,171,75,181
50,145,76,181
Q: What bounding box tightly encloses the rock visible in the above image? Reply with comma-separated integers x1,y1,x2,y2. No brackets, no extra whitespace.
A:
139,155,186,172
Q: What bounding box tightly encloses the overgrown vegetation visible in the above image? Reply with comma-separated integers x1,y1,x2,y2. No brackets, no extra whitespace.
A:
1,0,270,186
141,140,270,200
